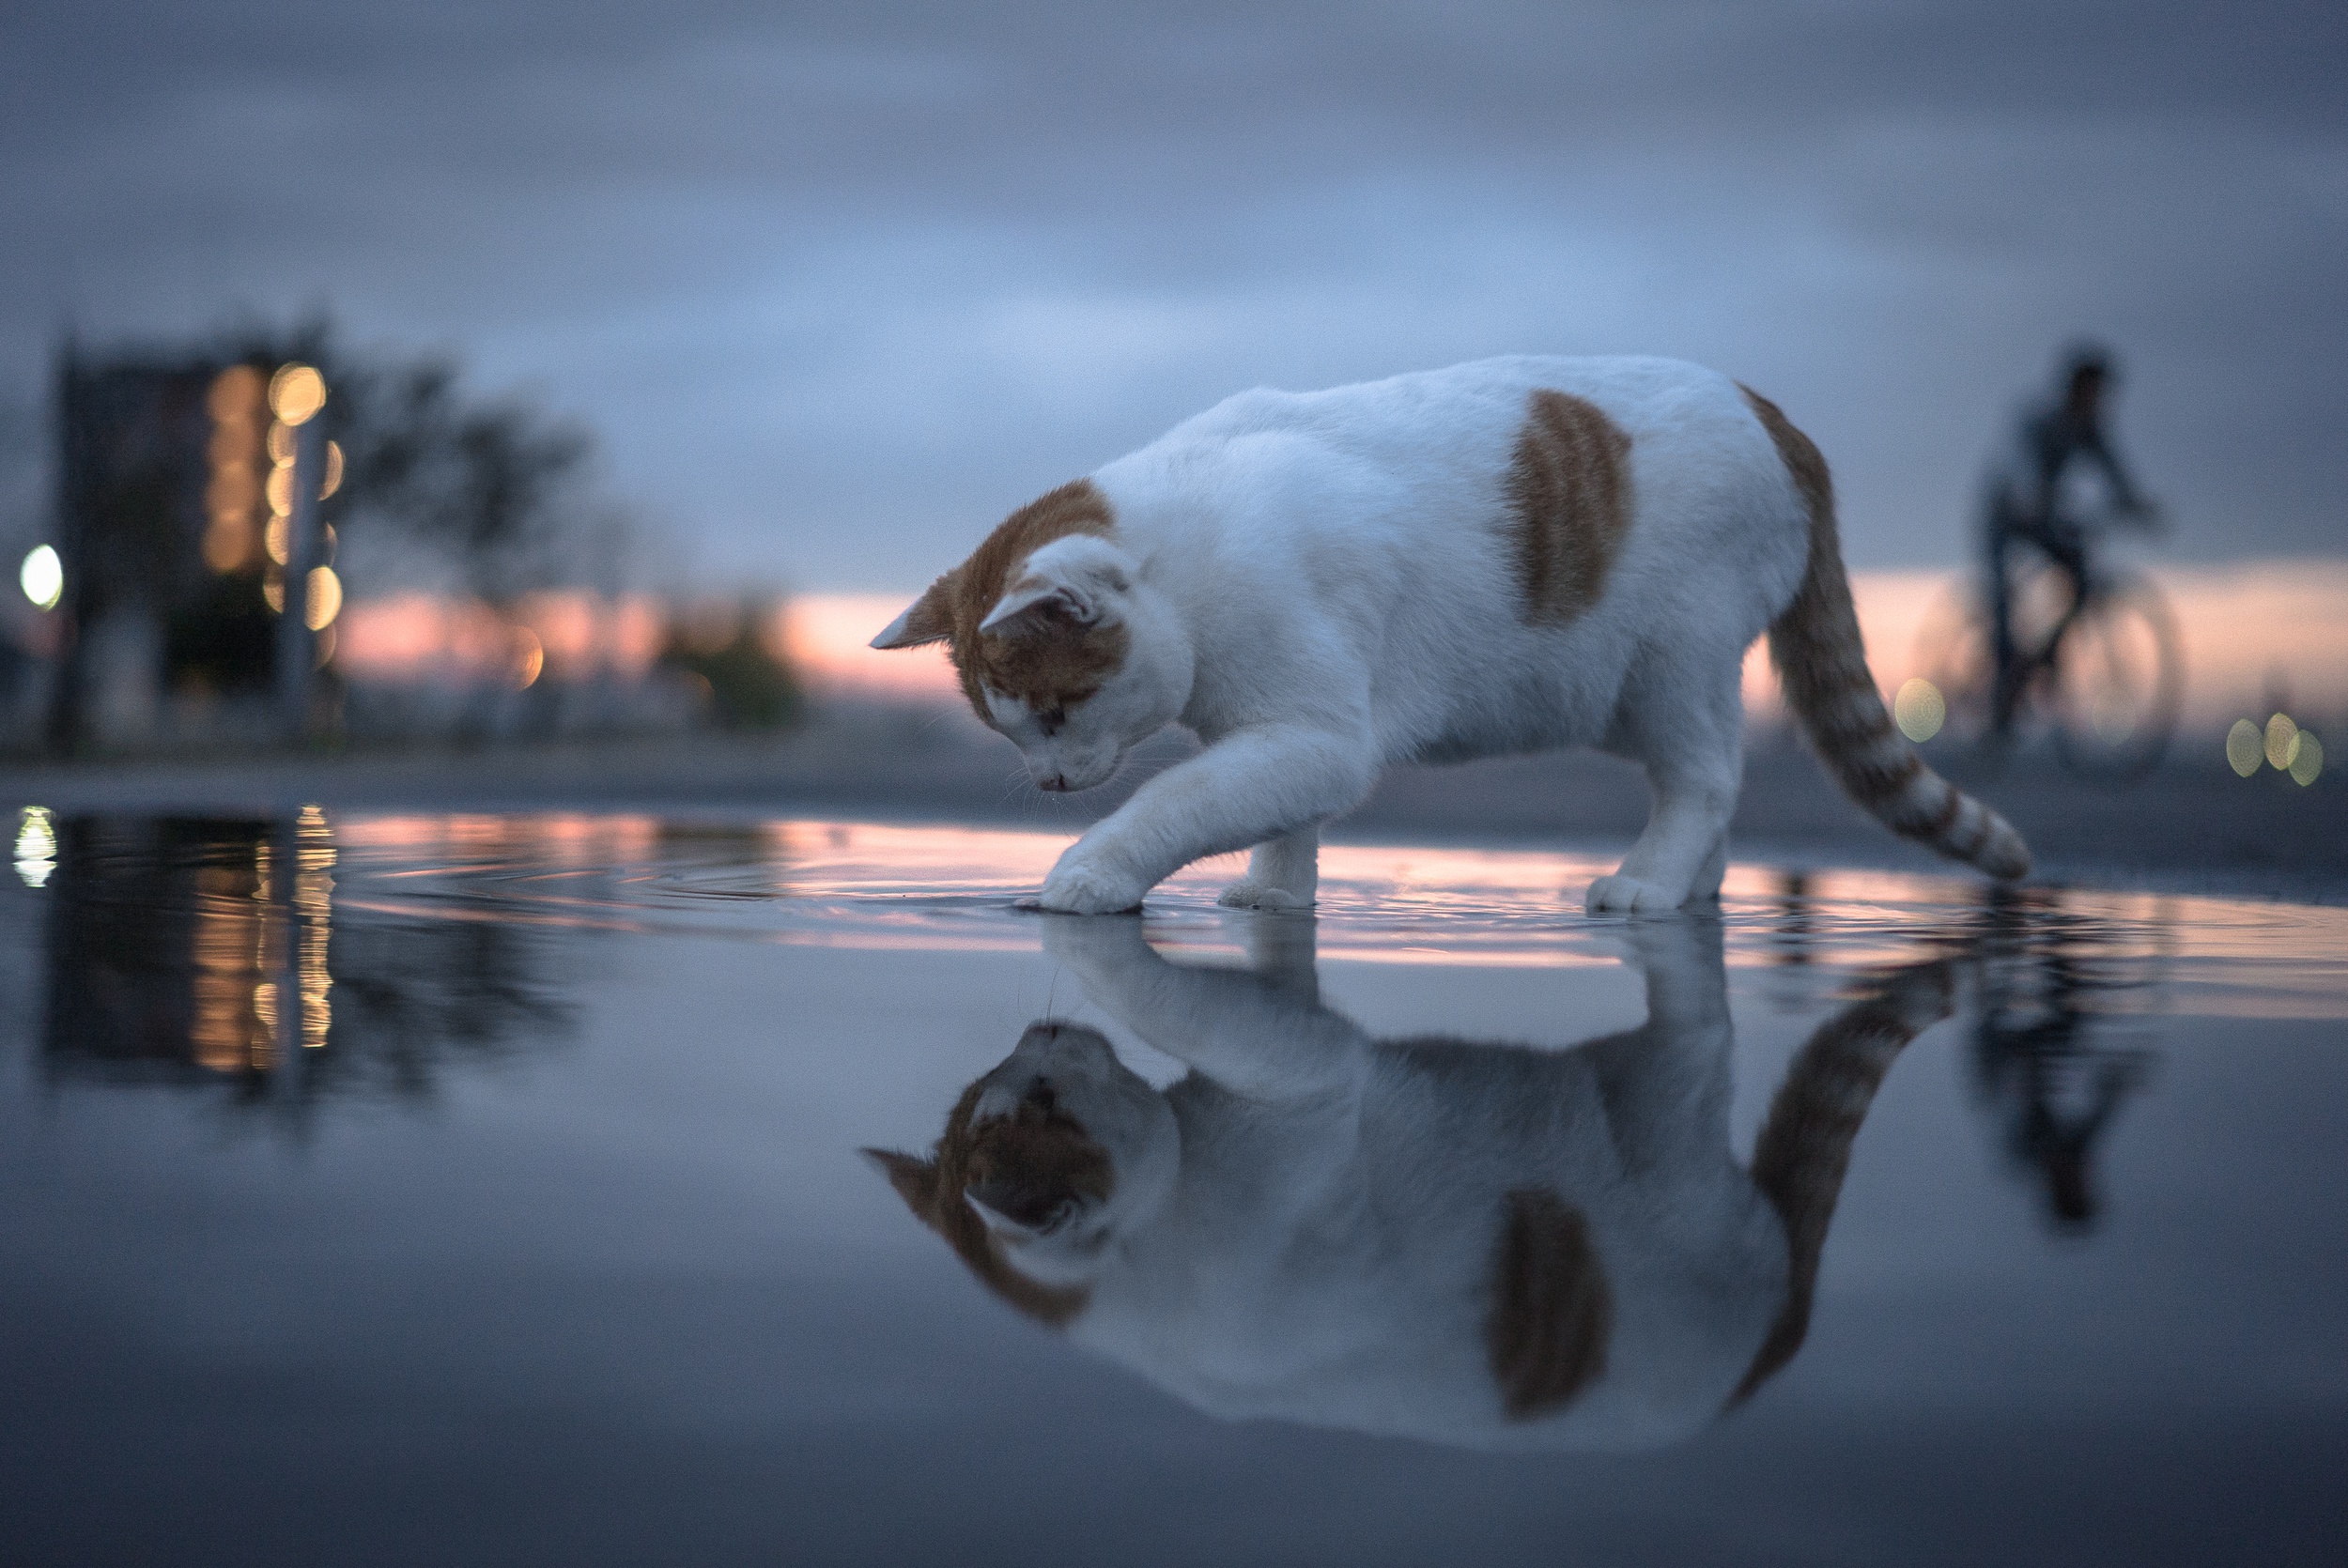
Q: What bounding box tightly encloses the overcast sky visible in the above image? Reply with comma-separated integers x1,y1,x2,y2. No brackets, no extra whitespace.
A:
5,1,2341,591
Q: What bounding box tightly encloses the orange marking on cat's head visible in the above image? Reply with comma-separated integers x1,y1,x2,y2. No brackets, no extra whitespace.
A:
862,1072,1112,1327
874,479,1130,727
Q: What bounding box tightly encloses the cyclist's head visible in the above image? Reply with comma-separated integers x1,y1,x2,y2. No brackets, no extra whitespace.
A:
2059,341,2115,410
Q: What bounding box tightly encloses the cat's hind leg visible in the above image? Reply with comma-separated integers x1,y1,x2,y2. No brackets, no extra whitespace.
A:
1587,655,1742,915
1217,825,1320,911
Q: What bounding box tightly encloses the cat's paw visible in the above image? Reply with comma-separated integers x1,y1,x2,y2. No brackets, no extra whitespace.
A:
1583,874,1687,915
1038,860,1147,915
1216,882,1314,912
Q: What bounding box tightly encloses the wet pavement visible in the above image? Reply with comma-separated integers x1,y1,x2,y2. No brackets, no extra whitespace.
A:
2,809,2344,1566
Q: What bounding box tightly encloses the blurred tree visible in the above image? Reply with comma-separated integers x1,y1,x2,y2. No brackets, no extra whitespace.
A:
657,599,801,730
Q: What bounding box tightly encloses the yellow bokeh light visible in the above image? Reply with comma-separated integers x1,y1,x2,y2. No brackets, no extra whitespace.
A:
266,466,296,516
203,520,251,574
269,363,327,426
15,805,56,889
19,544,63,610
267,421,298,465
314,623,337,668
208,468,259,516
262,572,286,613
207,364,265,422
265,515,290,565
2265,713,2298,771
2291,731,2324,787
209,422,257,468
1893,678,1946,743
320,440,344,499
512,626,545,688
2227,718,2263,777
304,566,342,631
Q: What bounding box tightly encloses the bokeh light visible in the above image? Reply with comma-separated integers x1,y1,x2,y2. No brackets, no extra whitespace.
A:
304,566,343,632
2227,719,2263,777
320,440,344,499
1893,678,1945,742
14,806,56,889
265,515,290,565
2289,731,2324,786
268,363,327,426
206,365,265,422
267,421,298,465
202,520,250,573
2265,713,2298,771
511,626,545,688
19,545,63,610
262,573,285,613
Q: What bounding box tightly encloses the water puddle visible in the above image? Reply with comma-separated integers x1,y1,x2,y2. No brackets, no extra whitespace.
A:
3,807,2342,1564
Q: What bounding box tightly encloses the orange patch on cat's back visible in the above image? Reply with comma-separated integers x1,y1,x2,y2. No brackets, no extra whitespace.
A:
1506,390,1634,624
1486,1186,1614,1419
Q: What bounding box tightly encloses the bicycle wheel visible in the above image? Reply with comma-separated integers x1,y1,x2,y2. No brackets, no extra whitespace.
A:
1910,583,2000,746
2047,575,2183,781
1911,568,2072,757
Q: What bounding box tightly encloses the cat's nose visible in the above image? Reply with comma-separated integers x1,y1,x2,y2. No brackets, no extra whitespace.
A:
1039,773,1069,792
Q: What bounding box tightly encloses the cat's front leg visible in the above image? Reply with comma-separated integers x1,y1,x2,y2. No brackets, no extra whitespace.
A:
1216,825,1319,911
1038,724,1372,915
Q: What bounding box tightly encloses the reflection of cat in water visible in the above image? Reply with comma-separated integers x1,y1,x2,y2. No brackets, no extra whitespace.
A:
869,915,1951,1452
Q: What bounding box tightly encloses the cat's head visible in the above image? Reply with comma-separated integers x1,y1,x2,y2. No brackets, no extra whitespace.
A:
871,480,1192,793
864,1020,1180,1320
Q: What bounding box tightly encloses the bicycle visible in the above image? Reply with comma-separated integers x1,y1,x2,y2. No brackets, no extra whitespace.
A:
1910,507,2184,782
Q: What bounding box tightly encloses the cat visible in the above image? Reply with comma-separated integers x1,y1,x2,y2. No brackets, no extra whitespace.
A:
866,912,1953,1451
873,356,2029,914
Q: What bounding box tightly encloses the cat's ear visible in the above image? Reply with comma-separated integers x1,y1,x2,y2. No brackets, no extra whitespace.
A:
860,1147,939,1211
979,544,1132,638
870,575,958,650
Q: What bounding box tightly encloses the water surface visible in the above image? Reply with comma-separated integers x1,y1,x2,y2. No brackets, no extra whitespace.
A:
3,810,2342,1565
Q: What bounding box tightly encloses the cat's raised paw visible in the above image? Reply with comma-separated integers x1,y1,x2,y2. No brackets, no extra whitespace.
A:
1583,874,1685,915
1038,861,1147,915
1216,883,1314,912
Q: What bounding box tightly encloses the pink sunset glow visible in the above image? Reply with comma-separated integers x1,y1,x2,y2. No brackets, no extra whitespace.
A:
789,567,2348,733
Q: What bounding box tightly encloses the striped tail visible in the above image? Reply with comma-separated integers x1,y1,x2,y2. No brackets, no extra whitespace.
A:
1728,961,1953,1407
1742,389,2031,881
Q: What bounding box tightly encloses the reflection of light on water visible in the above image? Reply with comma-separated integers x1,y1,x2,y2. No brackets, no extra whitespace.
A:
296,806,335,1050
14,806,56,887
306,812,2348,1020
191,849,276,1072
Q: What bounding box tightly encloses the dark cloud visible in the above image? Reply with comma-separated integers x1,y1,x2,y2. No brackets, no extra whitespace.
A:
5,2,2341,586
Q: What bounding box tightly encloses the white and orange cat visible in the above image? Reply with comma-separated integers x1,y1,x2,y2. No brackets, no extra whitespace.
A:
873,357,2029,913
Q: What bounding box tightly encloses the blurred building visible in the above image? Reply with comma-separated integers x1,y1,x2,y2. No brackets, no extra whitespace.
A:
26,340,801,755
42,346,329,749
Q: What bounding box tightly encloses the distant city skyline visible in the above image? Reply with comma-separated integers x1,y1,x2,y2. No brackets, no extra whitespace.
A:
6,1,2342,591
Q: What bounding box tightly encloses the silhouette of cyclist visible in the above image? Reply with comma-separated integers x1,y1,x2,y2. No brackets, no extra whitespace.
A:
1980,344,2158,725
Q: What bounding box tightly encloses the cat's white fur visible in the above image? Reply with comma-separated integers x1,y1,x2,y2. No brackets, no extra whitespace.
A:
878,914,1946,1452
874,356,2029,913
